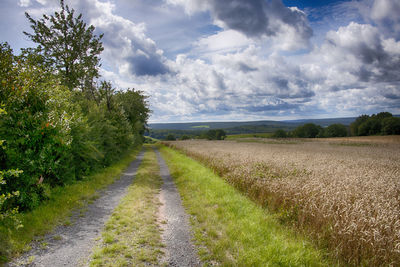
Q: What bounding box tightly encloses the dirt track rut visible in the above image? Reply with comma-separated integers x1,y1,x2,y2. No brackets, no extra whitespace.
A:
156,148,201,267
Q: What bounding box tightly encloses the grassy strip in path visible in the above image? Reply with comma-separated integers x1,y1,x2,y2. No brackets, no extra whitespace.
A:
90,146,163,266
0,147,141,262
160,146,330,266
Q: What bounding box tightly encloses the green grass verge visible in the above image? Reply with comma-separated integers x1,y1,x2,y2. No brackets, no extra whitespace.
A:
160,146,330,266
90,146,163,267
0,147,142,263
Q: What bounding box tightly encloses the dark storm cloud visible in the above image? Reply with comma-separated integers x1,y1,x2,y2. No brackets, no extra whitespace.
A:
128,54,169,76
243,102,298,112
210,0,271,37
384,93,400,100
206,0,312,42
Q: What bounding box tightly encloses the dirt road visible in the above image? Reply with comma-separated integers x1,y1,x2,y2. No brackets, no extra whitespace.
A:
9,148,200,266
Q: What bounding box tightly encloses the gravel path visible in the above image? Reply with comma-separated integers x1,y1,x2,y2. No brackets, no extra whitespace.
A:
8,150,144,267
155,148,201,267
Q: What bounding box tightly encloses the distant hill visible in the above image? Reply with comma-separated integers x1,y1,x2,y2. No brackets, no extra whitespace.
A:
149,117,358,131
282,117,359,127
147,116,363,139
147,115,400,139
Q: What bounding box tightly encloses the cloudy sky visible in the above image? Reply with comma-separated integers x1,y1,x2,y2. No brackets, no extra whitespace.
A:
1,0,400,122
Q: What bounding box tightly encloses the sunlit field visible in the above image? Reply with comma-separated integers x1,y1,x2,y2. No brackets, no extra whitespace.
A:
165,137,400,266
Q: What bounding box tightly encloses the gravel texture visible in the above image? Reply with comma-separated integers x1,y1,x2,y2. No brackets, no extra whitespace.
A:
155,148,201,267
8,150,144,267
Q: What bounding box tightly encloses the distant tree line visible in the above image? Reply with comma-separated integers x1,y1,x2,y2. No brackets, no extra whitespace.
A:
350,112,400,136
1,0,149,223
161,129,227,141
271,112,400,138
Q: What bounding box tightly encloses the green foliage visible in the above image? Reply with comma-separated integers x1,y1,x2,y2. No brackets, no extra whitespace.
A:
272,129,287,138
147,129,202,140
0,44,77,210
350,115,369,136
382,117,400,135
24,0,103,91
0,3,149,211
180,135,191,140
115,88,150,139
350,112,398,136
321,124,348,138
292,123,322,138
0,107,23,261
203,129,226,140
165,134,176,141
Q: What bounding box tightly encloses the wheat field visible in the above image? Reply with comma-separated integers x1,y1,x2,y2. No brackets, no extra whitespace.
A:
165,137,400,266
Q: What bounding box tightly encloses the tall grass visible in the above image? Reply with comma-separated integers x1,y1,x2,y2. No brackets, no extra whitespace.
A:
164,139,400,266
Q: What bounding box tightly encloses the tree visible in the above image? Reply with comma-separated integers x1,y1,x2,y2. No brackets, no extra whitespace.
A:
99,81,115,112
292,123,322,138
115,89,150,135
215,129,227,140
24,0,104,91
180,135,190,140
382,117,400,135
204,129,226,140
351,112,393,136
165,134,176,141
272,129,287,138
350,115,369,136
323,124,348,137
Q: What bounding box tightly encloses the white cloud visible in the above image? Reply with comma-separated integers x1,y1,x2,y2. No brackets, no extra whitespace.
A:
71,0,170,77
18,0,31,7
194,29,252,55
166,0,312,51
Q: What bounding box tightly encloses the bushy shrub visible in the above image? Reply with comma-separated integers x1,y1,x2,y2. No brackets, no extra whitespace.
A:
0,46,77,209
0,43,149,211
